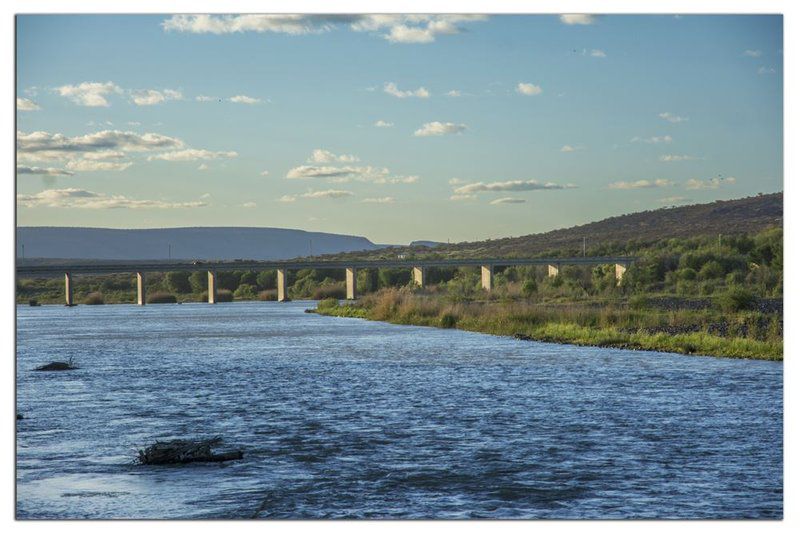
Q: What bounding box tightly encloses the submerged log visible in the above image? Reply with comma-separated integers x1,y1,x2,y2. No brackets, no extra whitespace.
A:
137,437,243,465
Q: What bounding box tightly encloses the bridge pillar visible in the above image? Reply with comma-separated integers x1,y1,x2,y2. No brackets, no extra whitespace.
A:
615,263,627,286
548,264,560,278
481,265,493,292
136,272,146,305
412,266,426,288
64,272,74,306
207,270,217,304
277,268,289,302
346,267,357,300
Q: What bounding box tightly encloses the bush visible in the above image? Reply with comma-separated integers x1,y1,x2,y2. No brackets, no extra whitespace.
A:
317,298,339,311
215,289,234,303
698,261,725,281
258,289,277,301
234,283,257,300
84,292,104,305
147,292,177,304
521,279,538,297
715,287,757,313
165,271,192,293
312,284,346,300
628,294,649,310
439,312,458,328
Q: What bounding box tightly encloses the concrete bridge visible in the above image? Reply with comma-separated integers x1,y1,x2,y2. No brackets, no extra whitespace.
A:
16,256,634,306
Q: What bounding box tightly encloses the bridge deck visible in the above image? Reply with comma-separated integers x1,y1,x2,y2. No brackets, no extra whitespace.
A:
16,256,634,277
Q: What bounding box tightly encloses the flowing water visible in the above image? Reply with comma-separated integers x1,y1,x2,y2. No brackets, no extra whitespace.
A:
16,301,782,519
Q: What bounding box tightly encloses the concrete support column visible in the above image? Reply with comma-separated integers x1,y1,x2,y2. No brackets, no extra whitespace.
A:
615,263,627,286
64,272,74,306
346,267,357,300
136,272,146,306
207,270,217,304
548,264,560,278
277,268,289,302
481,265,494,292
412,266,426,288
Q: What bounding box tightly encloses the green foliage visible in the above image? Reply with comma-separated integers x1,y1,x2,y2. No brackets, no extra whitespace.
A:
256,270,276,290
165,271,192,293
715,287,757,313
233,283,257,300
521,279,538,297
189,271,206,293
147,292,177,304
439,313,458,328
84,292,104,305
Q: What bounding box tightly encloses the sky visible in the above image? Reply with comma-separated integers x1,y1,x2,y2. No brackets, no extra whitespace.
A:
15,14,783,245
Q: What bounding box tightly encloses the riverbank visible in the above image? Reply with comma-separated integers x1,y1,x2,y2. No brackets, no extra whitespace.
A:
312,289,782,361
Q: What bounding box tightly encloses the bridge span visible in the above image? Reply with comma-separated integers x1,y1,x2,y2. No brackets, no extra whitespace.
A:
16,256,635,306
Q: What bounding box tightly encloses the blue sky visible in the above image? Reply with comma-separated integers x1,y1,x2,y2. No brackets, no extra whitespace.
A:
16,14,783,244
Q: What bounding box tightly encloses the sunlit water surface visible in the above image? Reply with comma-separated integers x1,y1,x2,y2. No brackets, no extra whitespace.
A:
16,302,782,519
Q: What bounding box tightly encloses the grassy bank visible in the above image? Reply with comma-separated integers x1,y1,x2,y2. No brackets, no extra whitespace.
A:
313,289,782,361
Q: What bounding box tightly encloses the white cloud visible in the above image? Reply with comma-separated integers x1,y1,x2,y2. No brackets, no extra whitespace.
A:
743,49,762,57
384,82,429,99
16,165,74,176
130,89,183,106
362,197,395,204
196,95,217,102
309,149,359,163
758,66,776,75
55,81,122,107
686,176,736,190
454,179,576,194
64,159,133,172
127,121,142,126
560,144,579,152
450,194,477,201
445,90,462,97
278,195,297,203
301,189,354,199
659,154,699,162
198,163,209,171
590,49,607,58
374,175,419,184
374,120,394,128
17,129,185,164
448,178,465,185
608,179,674,190
630,135,672,144
17,188,207,209
490,197,526,205
229,94,261,104
559,14,597,25
242,202,257,208
148,149,238,161
162,14,488,44
286,165,393,183
200,193,212,199
659,112,688,123
516,82,543,96
260,170,270,176
17,98,41,111
414,121,467,137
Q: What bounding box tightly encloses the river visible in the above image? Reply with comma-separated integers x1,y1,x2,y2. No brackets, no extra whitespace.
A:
16,301,783,519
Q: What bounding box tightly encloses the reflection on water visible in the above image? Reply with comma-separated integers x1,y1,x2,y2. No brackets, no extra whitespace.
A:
16,302,783,519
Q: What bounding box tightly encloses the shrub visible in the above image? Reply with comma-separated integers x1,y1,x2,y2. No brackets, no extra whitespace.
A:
234,283,257,300
698,261,725,281
521,279,538,297
165,271,192,293
439,312,458,328
312,284,346,300
317,298,339,311
258,289,277,301
628,294,649,310
84,292,104,305
215,289,234,303
715,287,756,313
147,292,177,304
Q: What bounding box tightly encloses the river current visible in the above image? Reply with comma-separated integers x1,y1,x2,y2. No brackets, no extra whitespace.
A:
16,301,782,519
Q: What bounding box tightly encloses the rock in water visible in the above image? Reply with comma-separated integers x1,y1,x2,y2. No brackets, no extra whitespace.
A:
34,361,77,371
137,437,243,465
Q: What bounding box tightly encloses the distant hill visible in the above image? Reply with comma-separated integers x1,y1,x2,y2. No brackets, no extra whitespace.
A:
325,193,783,260
16,227,384,261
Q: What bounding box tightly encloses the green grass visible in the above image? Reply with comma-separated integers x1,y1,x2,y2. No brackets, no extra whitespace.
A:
313,289,782,361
